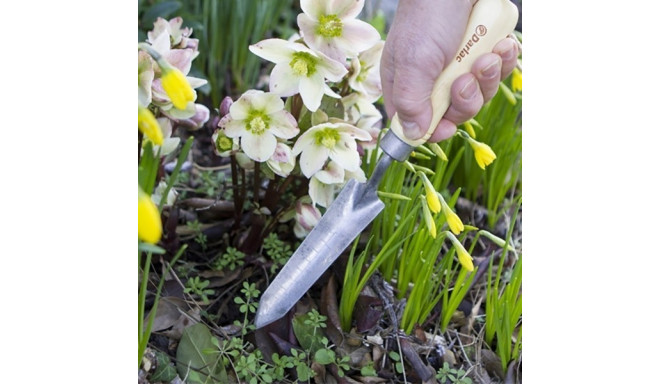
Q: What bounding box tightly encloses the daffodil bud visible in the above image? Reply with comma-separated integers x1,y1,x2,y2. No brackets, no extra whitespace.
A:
464,121,476,138
420,173,440,214
498,82,517,105
437,192,464,235
421,196,437,238
428,143,448,162
158,61,195,110
138,106,164,145
511,67,522,93
446,232,474,272
138,186,162,244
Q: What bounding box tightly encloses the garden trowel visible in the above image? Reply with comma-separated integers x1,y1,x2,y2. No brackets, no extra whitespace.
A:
255,0,519,329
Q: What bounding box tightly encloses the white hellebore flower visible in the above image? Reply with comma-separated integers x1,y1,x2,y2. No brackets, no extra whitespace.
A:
292,121,371,178
309,161,366,208
297,0,381,63
249,39,347,112
267,142,296,177
294,201,322,239
219,90,299,162
348,41,384,101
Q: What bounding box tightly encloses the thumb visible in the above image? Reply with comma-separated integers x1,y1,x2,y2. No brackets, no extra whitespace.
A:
391,63,435,140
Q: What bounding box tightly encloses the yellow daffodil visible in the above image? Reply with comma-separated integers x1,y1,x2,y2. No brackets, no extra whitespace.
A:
421,197,437,238
447,232,474,272
437,192,464,235
467,138,497,170
464,121,476,138
420,173,440,214
138,186,162,244
138,106,163,145
160,65,195,110
511,67,522,93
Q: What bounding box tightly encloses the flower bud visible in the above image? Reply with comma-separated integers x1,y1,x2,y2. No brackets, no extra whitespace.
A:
446,232,474,271
138,186,162,244
219,96,234,117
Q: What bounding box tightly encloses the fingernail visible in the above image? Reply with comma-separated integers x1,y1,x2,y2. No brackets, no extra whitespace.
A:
402,120,422,139
460,78,478,99
481,59,501,79
497,40,517,61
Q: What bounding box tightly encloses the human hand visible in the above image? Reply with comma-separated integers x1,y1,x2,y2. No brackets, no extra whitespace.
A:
381,0,519,142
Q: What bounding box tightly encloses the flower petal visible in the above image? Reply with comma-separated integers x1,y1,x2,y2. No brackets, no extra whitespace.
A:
300,145,330,177
335,0,365,19
249,38,294,64
334,19,380,56
336,123,372,141
241,132,277,162
269,110,299,139
300,0,324,18
299,74,325,112
329,140,360,172
316,52,349,81
309,177,336,208
314,161,345,184
165,48,194,75
229,94,252,120
292,128,317,156
252,92,284,115
269,63,301,97
222,118,247,138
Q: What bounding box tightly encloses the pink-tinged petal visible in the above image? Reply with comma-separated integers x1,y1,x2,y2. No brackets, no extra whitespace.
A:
334,0,365,19
242,132,277,162
334,19,380,56
269,110,299,139
269,64,300,97
335,123,372,141
249,38,294,64
150,31,171,56
270,142,293,162
309,178,336,208
229,94,252,120
314,161,345,184
292,128,318,155
138,69,154,107
300,145,330,178
165,49,194,74
252,92,284,114
148,18,171,44
300,0,325,18
317,52,349,81
222,118,247,138
161,102,196,120
268,143,296,177
297,13,323,51
329,140,360,171
299,74,325,112
186,76,207,89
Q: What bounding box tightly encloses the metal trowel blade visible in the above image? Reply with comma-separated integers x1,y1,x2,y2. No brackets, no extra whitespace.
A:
254,177,385,328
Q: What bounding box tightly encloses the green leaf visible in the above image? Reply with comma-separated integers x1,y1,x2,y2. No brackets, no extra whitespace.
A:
314,349,335,365
176,323,225,383
292,313,324,353
151,350,178,382
319,95,344,119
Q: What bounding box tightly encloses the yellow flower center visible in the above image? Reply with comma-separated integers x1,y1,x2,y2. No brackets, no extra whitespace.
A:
314,127,341,149
289,52,317,77
318,14,343,38
248,115,269,135
215,132,233,152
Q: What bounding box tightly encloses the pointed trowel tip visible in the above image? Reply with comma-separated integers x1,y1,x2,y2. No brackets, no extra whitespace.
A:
254,296,289,329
